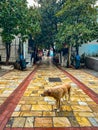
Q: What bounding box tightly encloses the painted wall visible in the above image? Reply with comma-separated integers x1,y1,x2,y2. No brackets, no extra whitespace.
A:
79,40,98,56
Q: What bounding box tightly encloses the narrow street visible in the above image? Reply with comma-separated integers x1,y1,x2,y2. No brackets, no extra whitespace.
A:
0,62,98,130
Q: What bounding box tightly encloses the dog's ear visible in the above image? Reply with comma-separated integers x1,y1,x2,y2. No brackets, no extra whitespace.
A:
47,89,51,96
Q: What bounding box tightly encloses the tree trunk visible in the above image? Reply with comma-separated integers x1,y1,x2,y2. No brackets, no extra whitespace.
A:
76,45,79,55
5,42,11,65
67,44,72,67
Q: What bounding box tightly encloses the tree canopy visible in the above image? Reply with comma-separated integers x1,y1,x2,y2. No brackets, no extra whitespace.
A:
36,0,66,49
0,0,98,64
0,0,41,64
56,0,98,50
0,0,28,64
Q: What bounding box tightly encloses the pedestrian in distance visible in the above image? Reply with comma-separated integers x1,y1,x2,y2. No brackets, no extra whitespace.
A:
75,54,80,69
49,48,54,64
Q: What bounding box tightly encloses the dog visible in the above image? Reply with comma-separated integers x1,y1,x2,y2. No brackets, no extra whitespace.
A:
41,83,71,111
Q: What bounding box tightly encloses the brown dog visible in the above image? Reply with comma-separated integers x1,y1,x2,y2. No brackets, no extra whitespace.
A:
41,83,71,111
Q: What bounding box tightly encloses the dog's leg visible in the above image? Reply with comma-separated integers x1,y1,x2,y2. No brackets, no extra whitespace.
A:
64,94,67,100
68,87,71,103
54,99,58,110
56,99,61,112
56,99,58,108
57,99,60,108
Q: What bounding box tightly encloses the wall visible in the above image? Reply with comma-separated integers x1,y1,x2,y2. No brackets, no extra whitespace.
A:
79,40,98,56
85,56,98,71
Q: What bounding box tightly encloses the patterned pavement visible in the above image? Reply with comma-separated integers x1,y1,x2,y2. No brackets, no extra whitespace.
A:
60,67,98,101
0,63,98,130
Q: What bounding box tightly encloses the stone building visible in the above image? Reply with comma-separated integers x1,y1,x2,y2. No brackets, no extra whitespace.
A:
0,36,30,63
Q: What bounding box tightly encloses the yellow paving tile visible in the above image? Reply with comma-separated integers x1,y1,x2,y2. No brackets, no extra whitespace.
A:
21,105,31,111
22,100,37,105
74,112,95,117
75,116,91,126
34,117,52,127
23,92,32,96
20,111,42,116
71,97,81,102
43,111,56,116
61,105,72,111
37,101,48,105
12,117,26,127
71,105,92,112
53,117,71,127
25,117,34,127
31,105,52,111
15,105,21,112
12,112,20,117
87,101,97,105
18,100,25,105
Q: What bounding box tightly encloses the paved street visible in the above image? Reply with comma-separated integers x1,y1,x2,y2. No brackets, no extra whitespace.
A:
0,63,98,130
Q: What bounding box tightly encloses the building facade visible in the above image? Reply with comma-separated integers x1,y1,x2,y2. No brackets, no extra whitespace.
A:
0,36,30,63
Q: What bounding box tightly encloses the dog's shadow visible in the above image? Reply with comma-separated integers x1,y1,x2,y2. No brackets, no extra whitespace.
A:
51,99,71,113
55,109,73,116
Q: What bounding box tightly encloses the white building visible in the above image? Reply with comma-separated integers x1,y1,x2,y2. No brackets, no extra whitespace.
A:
0,36,30,63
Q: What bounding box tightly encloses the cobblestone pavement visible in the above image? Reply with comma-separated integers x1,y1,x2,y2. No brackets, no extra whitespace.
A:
0,63,98,130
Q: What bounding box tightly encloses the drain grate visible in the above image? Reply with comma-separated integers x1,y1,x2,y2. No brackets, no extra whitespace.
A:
48,77,62,82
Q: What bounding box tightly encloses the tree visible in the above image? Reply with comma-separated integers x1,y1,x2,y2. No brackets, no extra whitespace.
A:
0,0,28,64
36,0,59,49
28,7,41,38
26,6,41,63
56,0,98,65
27,6,41,52
91,6,98,40
0,0,41,64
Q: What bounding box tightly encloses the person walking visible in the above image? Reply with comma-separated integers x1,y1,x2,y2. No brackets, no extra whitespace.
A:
30,52,34,65
49,48,54,64
61,45,68,67
19,54,26,70
75,53,80,69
